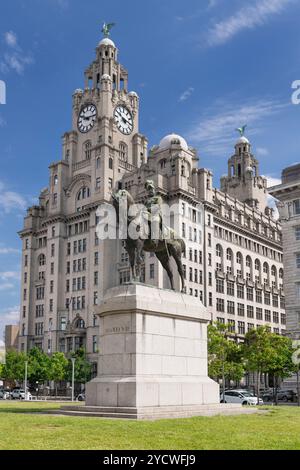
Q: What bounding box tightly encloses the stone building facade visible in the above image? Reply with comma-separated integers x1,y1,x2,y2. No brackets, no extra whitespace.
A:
269,164,300,338
17,35,286,374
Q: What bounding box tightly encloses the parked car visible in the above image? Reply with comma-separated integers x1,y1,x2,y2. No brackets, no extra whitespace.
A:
11,388,32,400
0,389,10,400
77,393,85,402
262,389,296,402
220,389,264,406
277,390,296,402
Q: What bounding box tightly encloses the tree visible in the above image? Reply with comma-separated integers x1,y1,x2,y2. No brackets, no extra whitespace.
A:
66,348,91,387
208,322,244,400
268,334,294,405
2,350,28,383
27,347,50,394
48,352,68,397
243,326,277,404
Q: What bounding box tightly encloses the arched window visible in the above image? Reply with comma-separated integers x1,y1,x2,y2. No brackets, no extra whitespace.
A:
236,252,242,264
181,165,185,177
74,318,85,329
160,159,166,169
246,256,252,268
226,248,233,262
255,259,261,272
279,268,284,279
54,175,58,185
271,266,277,277
119,142,128,162
96,157,100,169
263,262,269,275
84,141,92,160
216,244,222,258
38,254,46,266
77,187,90,201
109,157,113,170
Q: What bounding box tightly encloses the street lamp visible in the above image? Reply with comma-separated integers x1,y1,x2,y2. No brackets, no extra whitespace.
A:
71,357,75,402
24,361,28,401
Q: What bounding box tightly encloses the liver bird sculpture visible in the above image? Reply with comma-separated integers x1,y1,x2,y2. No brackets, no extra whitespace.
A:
101,22,116,38
236,125,247,137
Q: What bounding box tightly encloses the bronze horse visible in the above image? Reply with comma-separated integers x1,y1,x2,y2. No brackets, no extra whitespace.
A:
112,189,186,292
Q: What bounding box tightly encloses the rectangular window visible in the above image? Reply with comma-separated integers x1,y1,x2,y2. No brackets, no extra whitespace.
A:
94,252,99,265
296,253,300,269
247,306,254,319
273,312,279,324
209,293,213,307
238,321,245,335
295,226,300,241
51,244,55,257
227,282,234,296
227,301,235,315
265,310,271,322
94,271,98,286
216,279,224,293
247,287,253,301
256,308,263,320
216,298,225,312
256,290,262,304
294,200,300,215
237,285,244,299
150,264,155,279
94,291,98,305
93,336,98,353
237,303,245,317
50,280,54,294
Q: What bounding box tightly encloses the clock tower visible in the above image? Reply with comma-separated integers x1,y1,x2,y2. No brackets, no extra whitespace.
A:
62,33,148,203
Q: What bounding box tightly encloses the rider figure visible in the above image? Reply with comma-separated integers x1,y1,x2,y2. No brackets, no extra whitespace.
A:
144,180,163,247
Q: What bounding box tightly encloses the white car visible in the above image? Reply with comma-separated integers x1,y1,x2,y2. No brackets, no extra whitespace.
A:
0,389,10,400
11,389,32,400
220,389,264,406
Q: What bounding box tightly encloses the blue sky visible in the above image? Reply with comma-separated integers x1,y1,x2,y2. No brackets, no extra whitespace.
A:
0,0,300,341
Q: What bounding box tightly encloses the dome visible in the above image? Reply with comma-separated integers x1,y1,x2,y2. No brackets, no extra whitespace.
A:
159,133,189,151
128,91,138,98
98,37,115,47
236,136,250,145
101,74,112,81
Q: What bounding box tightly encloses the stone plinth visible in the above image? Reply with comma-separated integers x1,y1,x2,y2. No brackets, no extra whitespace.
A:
85,284,219,412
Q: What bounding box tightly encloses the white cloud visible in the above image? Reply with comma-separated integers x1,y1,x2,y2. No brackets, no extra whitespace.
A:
0,272,20,281
0,181,33,216
179,87,195,102
207,0,295,47
4,31,17,48
186,98,286,156
256,147,269,157
0,114,6,127
0,246,20,255
265,175,282,188
1,31,34,75
0,305,19,341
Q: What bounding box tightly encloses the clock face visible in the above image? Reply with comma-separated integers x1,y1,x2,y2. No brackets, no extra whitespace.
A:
114,105,133,135
78,104,97,133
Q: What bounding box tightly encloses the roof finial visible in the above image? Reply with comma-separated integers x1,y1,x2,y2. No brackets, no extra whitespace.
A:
101,22,116,38
236,125,247,137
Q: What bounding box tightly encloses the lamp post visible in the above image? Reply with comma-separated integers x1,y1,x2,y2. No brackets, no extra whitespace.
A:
24,361,28,401
71,357,75,402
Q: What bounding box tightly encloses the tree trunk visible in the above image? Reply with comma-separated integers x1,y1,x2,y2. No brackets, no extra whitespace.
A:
297,370,300,407
257,371,261,405
275,376,279,406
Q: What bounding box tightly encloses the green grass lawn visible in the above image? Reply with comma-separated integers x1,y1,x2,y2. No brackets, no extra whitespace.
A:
0,401,299,450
